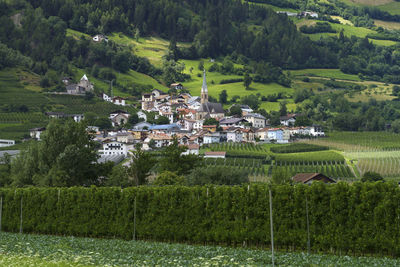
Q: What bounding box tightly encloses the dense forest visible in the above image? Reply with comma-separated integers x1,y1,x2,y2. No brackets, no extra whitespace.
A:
1,0,400,83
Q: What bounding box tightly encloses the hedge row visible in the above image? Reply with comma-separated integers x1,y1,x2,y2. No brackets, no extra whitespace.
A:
1,183,400,256
270,143,329,154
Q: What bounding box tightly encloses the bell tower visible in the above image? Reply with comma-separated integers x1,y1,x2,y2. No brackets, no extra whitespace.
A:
201,69,208,104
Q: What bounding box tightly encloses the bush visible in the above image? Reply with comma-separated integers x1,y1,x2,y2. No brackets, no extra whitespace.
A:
153,171,184,185
186,166,248,185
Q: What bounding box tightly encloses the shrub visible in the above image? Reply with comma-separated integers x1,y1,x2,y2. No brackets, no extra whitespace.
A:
186,166,248,185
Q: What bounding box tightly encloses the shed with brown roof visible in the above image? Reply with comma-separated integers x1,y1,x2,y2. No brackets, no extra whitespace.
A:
204,151,226,158
292,173,336,184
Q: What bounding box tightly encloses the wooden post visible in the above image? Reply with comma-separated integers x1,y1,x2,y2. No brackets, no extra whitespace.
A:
133,196,136,241
269,190,275,267
306,197,310,254
19,196,23,234
0,196,2,232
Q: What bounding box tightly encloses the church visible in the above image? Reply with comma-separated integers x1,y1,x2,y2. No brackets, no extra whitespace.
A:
196,70,224,120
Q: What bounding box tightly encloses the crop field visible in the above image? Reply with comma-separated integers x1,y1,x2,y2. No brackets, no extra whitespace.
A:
206,143,269,158
204,158,266,175
274,150,345,164
306,131,400,151
1,232,400,267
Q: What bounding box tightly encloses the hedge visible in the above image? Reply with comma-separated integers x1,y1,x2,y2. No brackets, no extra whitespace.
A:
1,183,400,256
270,143,329,154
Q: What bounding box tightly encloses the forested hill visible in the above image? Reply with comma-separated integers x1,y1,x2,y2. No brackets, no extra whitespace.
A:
2,0,334,70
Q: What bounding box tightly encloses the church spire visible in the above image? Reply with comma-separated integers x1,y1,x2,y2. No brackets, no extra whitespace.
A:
201,69,208,104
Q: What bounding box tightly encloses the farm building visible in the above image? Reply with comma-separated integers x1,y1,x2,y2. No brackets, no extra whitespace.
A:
204,151,226,159
292,173,336,184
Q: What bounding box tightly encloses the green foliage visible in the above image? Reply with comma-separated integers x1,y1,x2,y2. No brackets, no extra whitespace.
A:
271,167,291,184
127,144,156,186
1,183,400,257
361,171,384,182
274,151,345,164
10,120,102,187
186,166,249,185
271,143,329,154
153,171,184,185
159,139,202,175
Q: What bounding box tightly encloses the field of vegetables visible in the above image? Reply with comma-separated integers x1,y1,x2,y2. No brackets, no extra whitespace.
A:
1,232,400,267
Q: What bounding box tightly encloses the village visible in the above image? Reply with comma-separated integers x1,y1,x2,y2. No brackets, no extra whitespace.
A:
23,70,325,164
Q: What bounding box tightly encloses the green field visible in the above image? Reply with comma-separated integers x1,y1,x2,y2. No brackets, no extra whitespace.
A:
289,68,361,81
340,0,400,15
1,232,400,266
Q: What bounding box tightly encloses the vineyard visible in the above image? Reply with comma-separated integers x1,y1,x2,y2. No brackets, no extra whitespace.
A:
274,151,345,164
206,142,269,158
204,158,266,176
274,162,354,179
0,112,47,123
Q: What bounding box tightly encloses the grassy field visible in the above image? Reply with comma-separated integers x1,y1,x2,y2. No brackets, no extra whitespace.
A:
374,19,400,30
340,0,400,15
300,19,398,46
289,68,361,81
2,232,400,266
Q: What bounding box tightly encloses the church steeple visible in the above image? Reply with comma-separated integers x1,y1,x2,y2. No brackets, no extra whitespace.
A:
201,69,208,104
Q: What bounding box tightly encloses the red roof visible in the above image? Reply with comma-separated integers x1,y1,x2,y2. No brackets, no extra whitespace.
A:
292,173,336,184
204,151,226,156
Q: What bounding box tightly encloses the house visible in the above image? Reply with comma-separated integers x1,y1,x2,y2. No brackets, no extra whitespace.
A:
181,143,200,155
141,93,155,111
183,119,196,131
310,125,325,137
256,128,269,141
219,118,248,128
152,89,167,98
280,114,297,126
159,111,174,124
227,128,243,143
87,126,100,133
0,139,15,148
193,120,204,131
144,133,173,149
276,11,298,17
30,127,46,140
203,132,221,144
268,128,284,143
202,125,217,132
299,11,318,18
241,128,255,142
112,96,126,106
116,132,135,144
66,74,94,95
243,113,266,128
102,93,112,102
130,130,148,141
170,83,183,90
99,140,128,156
137,111,147,121
292,173,336,184
61,77,72,85
204,151,226,159
93,34,108,42
133,121,152,130
229,104,253,116
109,110,130,126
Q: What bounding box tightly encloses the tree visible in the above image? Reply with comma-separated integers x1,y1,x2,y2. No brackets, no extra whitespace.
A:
241,94,259,110
229,105,242,117
127,144,156,186
11,120,100,187
203,117,219,126
95,117,112,130
128,113,139,125
294,115,311,126
153,171,184,185
279,101,287,116
155,115,169,125
84,112,98,125
361,171,383,182
159,138,201,175
271,168,291,184
219,89,228,104
243,72,252,90
198,60,204,71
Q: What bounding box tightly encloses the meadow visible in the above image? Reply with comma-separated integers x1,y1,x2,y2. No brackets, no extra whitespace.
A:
2,232,400,267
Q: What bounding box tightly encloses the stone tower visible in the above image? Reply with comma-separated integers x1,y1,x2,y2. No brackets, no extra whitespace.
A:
201,69,208,104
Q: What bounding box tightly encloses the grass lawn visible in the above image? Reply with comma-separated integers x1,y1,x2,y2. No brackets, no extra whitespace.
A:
289,68,361,81
1,232,400,266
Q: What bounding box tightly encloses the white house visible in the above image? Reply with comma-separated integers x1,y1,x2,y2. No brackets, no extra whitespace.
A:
203,132,221,144
243,113,266,128
183,119,196,131
0,139,15,148
30,127,46,140
181,144,200,155
268,128,284,143
227,128,243,142
109,110,131,126
112,96,126,106
310,125,325,137
99,140,128,156
93,34,108,42
280,114,297,126
137,111,147,121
